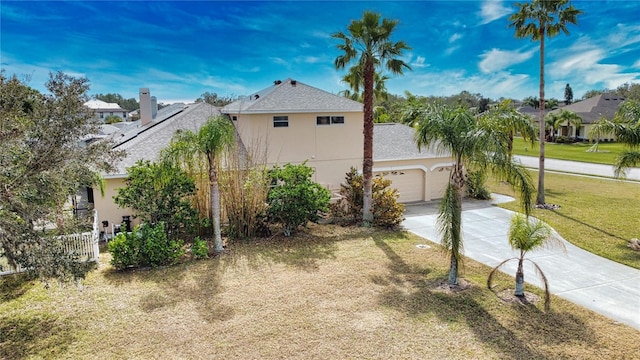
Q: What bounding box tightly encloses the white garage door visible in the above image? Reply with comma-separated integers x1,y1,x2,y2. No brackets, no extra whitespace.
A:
374,169,424,203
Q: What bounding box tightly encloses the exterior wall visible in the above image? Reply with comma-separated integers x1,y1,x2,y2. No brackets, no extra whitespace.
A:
373,158,453,202
232,111,363,192
93,109,128,123
579,124,616,142
92,177,140,237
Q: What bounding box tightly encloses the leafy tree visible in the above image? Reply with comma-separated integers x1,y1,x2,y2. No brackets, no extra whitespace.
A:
163,116,235,253
113,160,198,239
590,100,640,177
615,83,640,101
195,91,234,107
108,222,184,270
330,167,405,228
104,115,123,124
581,89,606,100
0,71,121,280
333,11,411,225
509,0,582,205
267,163,331,237
522,96,540,109
488,213,565,311
93,93,138,111
412,103,535,286
545,98,560,110
564,83,573,105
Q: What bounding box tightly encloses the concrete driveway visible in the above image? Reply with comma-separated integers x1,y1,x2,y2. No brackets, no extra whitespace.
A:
402,195,640,330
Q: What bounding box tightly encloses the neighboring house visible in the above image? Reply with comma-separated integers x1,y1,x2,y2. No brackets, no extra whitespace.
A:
84,99,129,123
92,88,221,237
547,93,625,141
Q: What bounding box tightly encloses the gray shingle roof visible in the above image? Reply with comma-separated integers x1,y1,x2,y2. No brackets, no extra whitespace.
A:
373,123,447,161
108,102,221,176
222,78,363,114
548,93,625,124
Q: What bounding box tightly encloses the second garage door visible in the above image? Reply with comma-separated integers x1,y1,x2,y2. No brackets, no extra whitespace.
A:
374,169,425,203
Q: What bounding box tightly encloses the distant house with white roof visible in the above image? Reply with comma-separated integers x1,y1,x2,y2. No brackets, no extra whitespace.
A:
84,99,128,123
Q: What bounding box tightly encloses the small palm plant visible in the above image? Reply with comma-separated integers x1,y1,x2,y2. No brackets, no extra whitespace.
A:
488,213,566,311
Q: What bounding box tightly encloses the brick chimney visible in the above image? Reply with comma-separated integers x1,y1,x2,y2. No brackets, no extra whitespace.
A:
139,88,152,126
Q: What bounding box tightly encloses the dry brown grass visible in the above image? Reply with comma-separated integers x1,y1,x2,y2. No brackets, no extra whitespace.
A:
2,224,639,359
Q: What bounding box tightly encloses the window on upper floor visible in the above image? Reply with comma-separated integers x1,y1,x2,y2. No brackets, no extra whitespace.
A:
273,116,288,128
317,115,344,125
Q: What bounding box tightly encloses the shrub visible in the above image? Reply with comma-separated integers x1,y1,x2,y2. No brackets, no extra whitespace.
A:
465,169,491,200
267,163,331,237
108,223,184,270
331,168,405,228
191,237,209,259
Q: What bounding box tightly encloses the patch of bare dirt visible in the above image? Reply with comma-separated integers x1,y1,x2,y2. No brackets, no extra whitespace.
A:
496,289,541,306
433,278,473,293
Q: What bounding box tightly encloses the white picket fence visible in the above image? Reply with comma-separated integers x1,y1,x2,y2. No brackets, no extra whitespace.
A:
0,211,100,276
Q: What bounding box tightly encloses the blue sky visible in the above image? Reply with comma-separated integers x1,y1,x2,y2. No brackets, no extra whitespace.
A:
2,1,639,104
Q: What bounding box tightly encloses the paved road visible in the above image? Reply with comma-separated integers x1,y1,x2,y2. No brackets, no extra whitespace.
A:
402,195,640,331
514,155,640,181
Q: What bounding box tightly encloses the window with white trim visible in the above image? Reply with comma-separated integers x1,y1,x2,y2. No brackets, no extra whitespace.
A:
273,115,288,127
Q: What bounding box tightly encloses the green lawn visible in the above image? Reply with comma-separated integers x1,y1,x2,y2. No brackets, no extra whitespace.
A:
2,226,639,359
511,137,626,165
489,171,640,269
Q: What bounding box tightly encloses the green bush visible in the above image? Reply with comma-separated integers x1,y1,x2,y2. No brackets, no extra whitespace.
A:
267,163,331,237
191,237,209,259
108,223,184,270
465,169,491,200
331,168,405,228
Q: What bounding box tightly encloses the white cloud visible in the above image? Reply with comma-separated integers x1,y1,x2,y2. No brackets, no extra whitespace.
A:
478,1,511,25
449,33,462,43
478,48,535,73
411,56,429,68
407,69,534,100
633,59,640,69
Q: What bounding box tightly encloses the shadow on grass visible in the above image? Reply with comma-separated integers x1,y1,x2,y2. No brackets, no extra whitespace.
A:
372,235,595,359
0,272,37,303
0,314,76,360
553,210,627,241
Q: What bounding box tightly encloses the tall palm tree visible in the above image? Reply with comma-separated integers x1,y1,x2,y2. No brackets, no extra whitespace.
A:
163,116,235,253
413,103,535,286
590,99,640,177
509,0,583,205
488,213,565,311
478,99,537,161
333,11,411,224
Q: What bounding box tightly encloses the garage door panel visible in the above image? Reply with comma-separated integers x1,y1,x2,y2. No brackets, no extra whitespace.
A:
374,169,424,203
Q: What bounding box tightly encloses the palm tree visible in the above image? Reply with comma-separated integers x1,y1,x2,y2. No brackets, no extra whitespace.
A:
544,112,561,142
333,11,411,224
478,99,537,161
488,213,565,311
557,109,582,138
590,99,640,177
340,68,391,103
545,98,560,110
523,96,540,109
509,0,583,205
413,103,535,286
163,116,235,253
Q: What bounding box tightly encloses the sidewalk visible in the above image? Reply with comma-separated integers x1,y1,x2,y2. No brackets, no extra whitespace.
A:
402,196,640,331
514,155,640,181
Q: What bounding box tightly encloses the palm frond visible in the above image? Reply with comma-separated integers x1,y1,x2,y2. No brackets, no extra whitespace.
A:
527,259,551,312
487,258,517,290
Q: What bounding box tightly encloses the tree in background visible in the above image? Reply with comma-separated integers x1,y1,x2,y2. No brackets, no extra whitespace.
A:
545,98,560,110
477,99,537,161
564,83,573,105
93,93,138,111
195,92,234,107
0,71,121,281
333,11,411,225
411,103,535,286
113,160,198,240
163,116,235,253
509,0,583,205
590,100,640,177
522,96,540,109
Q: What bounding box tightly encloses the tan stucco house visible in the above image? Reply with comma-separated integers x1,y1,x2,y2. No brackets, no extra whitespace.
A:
547,93,625,141
93,80,452,235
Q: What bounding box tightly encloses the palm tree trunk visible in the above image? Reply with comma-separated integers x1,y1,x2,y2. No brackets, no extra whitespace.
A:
537,26,546,205
515,256,525,297
209,156,223,253
448,253,459,286
362,59,375,225
448,164,464,286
